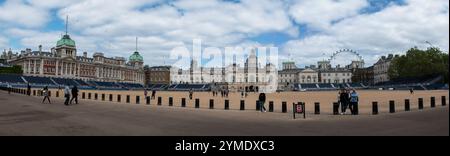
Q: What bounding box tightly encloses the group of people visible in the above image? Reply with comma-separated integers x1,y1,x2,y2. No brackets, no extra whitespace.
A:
144,89,157,100
338,88,359,115
211,89,229,98
39,85,78,105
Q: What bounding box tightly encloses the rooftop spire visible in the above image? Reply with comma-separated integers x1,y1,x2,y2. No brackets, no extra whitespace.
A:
65,15,69,35
135,37,138,52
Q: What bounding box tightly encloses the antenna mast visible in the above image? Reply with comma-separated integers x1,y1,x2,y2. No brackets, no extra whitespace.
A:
135,37,138,52
65,15,69,35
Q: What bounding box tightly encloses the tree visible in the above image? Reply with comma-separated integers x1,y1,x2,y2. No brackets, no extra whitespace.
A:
0,65,23,74
388,47,448,83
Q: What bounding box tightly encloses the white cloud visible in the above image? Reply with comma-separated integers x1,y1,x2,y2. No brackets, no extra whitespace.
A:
288,0,369,31
282,0,449,67
0,0,50,28
0,0,448,69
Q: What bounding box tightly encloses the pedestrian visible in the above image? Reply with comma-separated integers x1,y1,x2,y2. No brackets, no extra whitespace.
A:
189,89,193,100
349,89,359,115
258,92,266,112
339,88,349,115
144,89,148,98
27,83,31,96
151,89,156,100
42,86,51,104
64,85,70,106
70,85,79,104
7,82,12,94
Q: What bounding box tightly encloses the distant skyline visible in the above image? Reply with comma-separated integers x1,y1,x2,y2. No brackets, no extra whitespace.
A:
0,0,448,68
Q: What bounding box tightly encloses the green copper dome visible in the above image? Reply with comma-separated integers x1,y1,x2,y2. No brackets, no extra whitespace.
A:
56,34,76,47
129,51,143,62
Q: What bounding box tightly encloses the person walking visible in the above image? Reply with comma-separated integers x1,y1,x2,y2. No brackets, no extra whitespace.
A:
258,92,266,112
7,83,12,94
42,86,51,104
70,85,79,104
64,85,71,106
339,88,350,115
27,83,31,96
349,89,359,115
151,89,156,100
144,89,148,98
189,89,193,100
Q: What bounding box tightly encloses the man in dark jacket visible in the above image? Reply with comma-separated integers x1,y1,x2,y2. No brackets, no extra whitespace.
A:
27,83,31,96
70,85,79,104
259,93,266,112
340,89,351,115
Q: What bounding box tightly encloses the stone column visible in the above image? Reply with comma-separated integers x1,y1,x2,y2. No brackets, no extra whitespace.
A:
40,59,44,75
77,63,80,77
33,60,37,75
55,60,59,76
23,62,27,74
28,60,31,74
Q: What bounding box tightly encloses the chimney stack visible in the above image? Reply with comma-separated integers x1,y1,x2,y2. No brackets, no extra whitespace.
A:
38,45,42,52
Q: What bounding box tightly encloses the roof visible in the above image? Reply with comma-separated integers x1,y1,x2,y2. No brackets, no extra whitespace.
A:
129,51,143,62
56,34,76,47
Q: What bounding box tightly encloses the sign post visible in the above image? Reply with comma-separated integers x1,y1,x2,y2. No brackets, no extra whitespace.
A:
293,102,306,119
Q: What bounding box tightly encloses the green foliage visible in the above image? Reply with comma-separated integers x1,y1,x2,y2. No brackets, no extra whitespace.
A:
0,65,23,74
388,47,449,83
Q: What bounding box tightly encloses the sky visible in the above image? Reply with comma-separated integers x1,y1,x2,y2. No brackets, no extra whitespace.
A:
0,0,448,68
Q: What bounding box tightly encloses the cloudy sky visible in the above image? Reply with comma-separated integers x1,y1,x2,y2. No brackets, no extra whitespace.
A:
0,0,448,68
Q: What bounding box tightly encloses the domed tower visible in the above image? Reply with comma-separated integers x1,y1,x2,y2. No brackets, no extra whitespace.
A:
129,37,144,68
54,16,76,58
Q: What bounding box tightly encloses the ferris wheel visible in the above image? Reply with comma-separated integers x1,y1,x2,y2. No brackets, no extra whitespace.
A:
328,49,364,63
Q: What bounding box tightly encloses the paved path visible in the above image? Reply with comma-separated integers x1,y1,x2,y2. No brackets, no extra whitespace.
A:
0,91,448,136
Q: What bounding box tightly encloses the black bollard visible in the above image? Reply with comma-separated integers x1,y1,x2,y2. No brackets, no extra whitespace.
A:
240,100,245,110
168,97,173,106
314,102,320,114
256,100,260,111
195,99,200,108
405,99,410,111
333,102,339,115
418,98,423,110
282,101,287,113
181,98,186,107
442,96,446,106
431,97,435,108
157,97,162,106
209,99,214,109
224,100,229,110
269,101,274,112
353,102,359,115
389,100,395,113
146,96,150,105
372,102,378,115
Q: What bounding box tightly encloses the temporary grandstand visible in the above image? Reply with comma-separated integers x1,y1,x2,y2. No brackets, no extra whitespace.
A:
0,73,447,91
